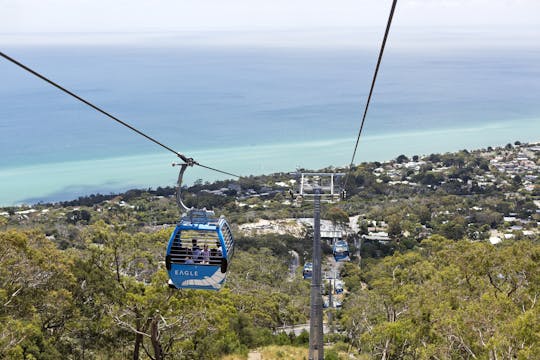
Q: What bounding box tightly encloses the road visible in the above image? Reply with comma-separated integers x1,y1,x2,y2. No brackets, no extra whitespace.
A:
276,254,349,335
274,323,332,337
247,352,262,360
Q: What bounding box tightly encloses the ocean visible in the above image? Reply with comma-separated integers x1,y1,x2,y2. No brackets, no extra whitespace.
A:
1,45,540,205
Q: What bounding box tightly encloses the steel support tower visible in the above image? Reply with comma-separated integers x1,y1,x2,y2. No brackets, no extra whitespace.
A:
309,188,324,360
296,172,344,360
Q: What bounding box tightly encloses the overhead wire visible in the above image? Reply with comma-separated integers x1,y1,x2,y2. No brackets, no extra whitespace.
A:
0,51,241,178
344,0,398,190
2,0,397,186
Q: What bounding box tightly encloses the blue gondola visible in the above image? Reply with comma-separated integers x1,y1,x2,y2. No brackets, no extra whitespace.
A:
166,210,234,290
334,279,344,294
166,162,234,290
303,262,313,279
333,240,350,262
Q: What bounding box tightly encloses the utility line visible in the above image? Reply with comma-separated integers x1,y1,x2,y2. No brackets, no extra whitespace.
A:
345,0,398,189
0,51,240,178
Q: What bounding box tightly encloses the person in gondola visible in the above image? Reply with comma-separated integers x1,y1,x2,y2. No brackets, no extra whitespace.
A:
201,244,210,264
185,255,194,264
192,238,202,263
210,241,222,265
179,243,190,263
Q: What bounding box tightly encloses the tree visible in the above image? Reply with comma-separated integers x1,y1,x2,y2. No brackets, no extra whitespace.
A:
473,210,503,228
358,221,369,236
396,154,409,164
439,216,467,240
418,172,442,186
341,238,540,359
0,217,7,230
415,205,431,225
387,215,402,239
0,230,76,359
66,209,92,224
326,207,349,229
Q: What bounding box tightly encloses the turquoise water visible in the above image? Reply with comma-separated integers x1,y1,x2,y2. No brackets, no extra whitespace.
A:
1,46,540,205
2,118,538,205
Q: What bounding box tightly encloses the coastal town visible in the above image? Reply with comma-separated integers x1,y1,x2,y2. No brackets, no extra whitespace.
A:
238,141,539,250
2,141,539,246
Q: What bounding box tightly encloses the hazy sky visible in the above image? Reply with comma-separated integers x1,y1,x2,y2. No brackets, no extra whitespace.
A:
1,0,539,46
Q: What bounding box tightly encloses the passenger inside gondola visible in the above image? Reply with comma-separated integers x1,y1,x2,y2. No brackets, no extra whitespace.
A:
178,247,188,263
169,232,188,263
192,238,201,263
202,244,210,264
210,242,222,265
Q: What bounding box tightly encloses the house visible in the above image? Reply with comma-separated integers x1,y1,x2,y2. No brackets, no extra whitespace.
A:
362,232,391,243
228,183,241,193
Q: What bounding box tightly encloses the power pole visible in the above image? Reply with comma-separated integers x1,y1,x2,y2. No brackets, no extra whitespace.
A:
309,188,324,360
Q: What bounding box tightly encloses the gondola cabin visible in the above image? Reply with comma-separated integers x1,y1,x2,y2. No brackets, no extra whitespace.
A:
166,210,234,290
333,240,350,262
334,280,344,294
303,262,313,279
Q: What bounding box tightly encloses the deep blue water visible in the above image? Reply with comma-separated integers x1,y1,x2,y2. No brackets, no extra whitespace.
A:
2,46,539,164
1,45,539,204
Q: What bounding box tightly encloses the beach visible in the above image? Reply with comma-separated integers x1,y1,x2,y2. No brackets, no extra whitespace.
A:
1,117,538,205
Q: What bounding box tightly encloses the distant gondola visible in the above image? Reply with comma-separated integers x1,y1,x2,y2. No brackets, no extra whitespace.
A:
332,239,350,262
166,162,234,290
303,262,313,279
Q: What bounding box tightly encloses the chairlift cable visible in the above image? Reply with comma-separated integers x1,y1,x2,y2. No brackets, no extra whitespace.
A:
196,163,240,178
344,0,398,189
0,51,241,178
